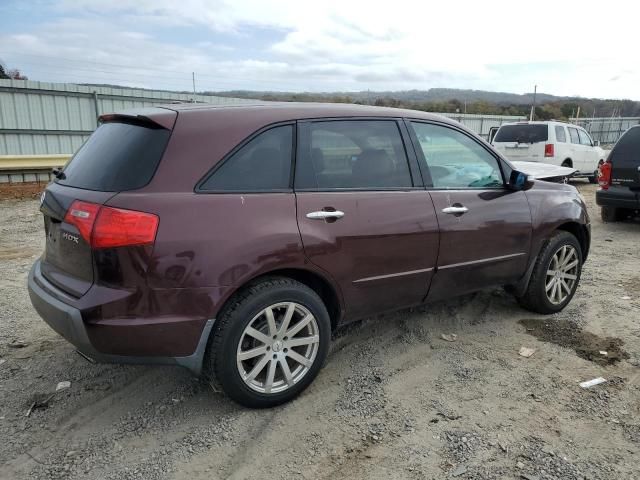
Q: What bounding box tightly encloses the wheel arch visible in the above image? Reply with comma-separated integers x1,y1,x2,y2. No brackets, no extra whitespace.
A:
556,221,590,261
561,158,573,168
216,267,344,331
512,221,589,297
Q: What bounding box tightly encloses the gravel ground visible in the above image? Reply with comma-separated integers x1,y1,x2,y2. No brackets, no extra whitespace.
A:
0,182,639,480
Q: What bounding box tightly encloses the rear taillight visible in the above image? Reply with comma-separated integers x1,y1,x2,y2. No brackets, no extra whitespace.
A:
64,200,158,248
64,201,100,244
544,143,554,157
93,206,159,249
598,160,612,190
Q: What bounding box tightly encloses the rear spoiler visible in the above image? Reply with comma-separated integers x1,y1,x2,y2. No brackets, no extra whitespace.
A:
98,107,177,130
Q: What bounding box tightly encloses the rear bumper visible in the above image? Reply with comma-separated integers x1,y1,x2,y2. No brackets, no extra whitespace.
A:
596,187,640,209
27,261,214,375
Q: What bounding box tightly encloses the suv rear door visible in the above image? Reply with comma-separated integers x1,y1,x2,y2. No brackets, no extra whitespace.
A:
39,110,175,297
295,119,439,320
407,121,532,301
610,126,640,188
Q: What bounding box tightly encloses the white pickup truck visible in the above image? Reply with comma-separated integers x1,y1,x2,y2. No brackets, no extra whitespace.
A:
491,121,606,183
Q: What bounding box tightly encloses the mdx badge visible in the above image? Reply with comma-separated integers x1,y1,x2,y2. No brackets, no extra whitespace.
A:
62,231,79,244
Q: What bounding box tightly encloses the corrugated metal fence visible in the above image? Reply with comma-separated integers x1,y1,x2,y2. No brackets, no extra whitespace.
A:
0,79,254,156
439,113,526,140
570,117,640,145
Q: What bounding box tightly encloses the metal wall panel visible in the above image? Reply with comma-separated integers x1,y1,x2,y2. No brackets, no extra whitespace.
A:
0,79,255,155
571,117,640,145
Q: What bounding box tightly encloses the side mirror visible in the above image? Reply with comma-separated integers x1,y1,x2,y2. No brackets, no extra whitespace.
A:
509,170,533,191
594,140,600,147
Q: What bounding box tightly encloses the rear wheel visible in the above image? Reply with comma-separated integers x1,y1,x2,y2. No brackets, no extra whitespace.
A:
517,231,582,314
203,277,331,408
601,206,624,223
588,171,598,184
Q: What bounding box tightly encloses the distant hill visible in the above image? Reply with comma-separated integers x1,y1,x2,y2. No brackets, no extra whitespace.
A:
211,88,567,105
209,88,640,118
78,83,640,118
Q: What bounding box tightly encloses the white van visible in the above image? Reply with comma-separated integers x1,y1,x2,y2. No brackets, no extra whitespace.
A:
491,121,606,182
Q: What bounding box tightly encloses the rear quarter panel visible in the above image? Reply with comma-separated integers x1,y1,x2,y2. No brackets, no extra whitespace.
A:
106,192,331,321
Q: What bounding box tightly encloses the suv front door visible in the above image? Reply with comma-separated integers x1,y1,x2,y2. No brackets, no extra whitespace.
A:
295,119,439,320
407,120,532,301
577,129,599,174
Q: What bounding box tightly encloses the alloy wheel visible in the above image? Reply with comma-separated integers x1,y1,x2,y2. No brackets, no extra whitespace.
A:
236,302,320,394
545,245,579,305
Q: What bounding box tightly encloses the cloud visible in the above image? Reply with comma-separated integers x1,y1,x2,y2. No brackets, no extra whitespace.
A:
2,0,640,99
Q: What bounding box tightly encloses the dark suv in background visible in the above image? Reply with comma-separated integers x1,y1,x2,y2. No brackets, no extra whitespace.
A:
597,125,640,222
28,104,590,407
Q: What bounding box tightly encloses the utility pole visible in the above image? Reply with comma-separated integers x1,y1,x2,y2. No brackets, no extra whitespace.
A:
529,84,537,121
192,72,196,102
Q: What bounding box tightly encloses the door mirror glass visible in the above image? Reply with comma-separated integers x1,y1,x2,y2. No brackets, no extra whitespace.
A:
509,170,532,190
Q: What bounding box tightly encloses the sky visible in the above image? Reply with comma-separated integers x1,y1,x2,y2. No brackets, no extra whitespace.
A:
1,0,638,100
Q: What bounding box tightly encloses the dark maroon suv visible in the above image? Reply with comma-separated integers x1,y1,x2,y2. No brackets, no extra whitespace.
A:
28,103,590,407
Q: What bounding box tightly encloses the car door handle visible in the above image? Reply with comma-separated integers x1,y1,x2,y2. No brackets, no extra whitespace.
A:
442,206,469,215
306,210,345,220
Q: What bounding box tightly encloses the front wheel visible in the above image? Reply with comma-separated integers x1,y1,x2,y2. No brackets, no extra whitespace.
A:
203,277,331,408
517,231,582,314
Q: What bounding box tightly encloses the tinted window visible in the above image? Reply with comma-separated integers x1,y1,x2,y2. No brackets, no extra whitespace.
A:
494,124,548,143
568,127,580,144
297,121,412,190
411,122,503,189
610,126,640,165
200,125,293,191
57,122,170,191
555,126,567,143
578,129,592,146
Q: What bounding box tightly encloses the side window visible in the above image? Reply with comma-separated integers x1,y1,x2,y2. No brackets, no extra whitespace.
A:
568,127,581,144
578,129,592,146
410,122,503,189
555,126,567,143
296,120,412,190
200,125,293,191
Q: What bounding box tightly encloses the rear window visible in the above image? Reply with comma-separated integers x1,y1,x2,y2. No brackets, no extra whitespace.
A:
199,125,293,192
610,126,640,165
494,124,548,143
56,122,171,191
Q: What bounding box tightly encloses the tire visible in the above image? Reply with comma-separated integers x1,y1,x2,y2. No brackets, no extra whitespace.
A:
588,172,597,184
601,206,623,223
517,231,582,314
203,277,331,408
561,160,572,168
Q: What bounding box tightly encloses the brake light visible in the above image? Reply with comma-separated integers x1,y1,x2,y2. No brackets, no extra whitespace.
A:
544,143,554,157
598,160,612,190
64,201,100,244
64,200,159,248
93,206,159,249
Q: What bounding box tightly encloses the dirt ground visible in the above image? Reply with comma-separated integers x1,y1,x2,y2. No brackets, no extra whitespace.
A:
0,182,639,480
